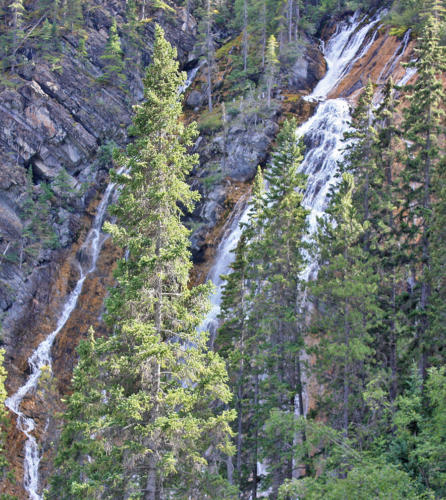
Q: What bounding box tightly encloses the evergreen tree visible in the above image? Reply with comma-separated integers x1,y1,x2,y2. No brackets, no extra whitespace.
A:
50,25,235,500
253,120,309,496
398,12,445,381
310,174,380,442
220,120,309,497
9,0,24,71
343,80,376,237
219,166,266,491
265,34,278,107
99,20,126,85
371,77,407,407
0,349,11,491
197,0,216,111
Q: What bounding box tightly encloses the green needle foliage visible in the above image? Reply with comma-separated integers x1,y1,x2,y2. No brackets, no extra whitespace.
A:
50,25,235,500
219,119,310,497
99,20,126,85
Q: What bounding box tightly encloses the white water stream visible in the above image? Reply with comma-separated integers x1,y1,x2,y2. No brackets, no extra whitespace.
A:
200,11,382,343
308,11,381,101
5,172,122,499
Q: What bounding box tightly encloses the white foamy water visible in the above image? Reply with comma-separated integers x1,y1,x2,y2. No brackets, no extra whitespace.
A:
307,12,381,101
5,170,123,500
198,195,251,347
179,60,205,94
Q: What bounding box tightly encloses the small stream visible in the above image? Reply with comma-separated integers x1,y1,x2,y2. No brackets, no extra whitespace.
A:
5,172,123,500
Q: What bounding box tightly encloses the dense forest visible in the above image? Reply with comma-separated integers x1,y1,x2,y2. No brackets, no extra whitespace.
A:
0,0,445,498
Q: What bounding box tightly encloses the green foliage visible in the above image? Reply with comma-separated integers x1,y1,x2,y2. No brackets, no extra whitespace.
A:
98,20,126,86
0,349,9,481
279,460,424,499
98,140,118,167
50,25,235,499
197,109,224,134
219,119,310,496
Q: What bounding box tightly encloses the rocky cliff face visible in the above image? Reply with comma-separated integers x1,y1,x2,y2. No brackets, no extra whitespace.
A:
0,5,196,355
0,4,414,497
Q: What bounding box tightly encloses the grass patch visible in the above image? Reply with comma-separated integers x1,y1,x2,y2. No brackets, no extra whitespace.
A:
198,110,223,135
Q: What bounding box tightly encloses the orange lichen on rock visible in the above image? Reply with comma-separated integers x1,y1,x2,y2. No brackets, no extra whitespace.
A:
330,29,415,103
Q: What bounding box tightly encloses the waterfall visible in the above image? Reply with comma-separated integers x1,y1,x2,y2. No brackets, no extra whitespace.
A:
377,28,412,84
196,13,385,491
5,170,123,500
198,194,251,347
307,11,382,101
200,11,382,340
179,60,205,94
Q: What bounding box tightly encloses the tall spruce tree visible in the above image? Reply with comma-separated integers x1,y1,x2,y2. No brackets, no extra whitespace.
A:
310,174,380,443
398,12,445,382
50,25,235,500
252,119,309,496
219,166,266,492
219,120,310,497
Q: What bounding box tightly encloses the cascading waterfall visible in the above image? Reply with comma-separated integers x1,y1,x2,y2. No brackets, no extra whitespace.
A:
200,11,382,347
5,171,123,500
198,12,386,489
308,11,382,101
198,194,251,347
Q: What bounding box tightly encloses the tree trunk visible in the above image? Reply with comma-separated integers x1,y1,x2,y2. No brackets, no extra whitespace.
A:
288,0,293,43
419,103,432,383
261,0,266,68
206,0,213,111
252,373,259,499
242,0,248,72
294,0,300,40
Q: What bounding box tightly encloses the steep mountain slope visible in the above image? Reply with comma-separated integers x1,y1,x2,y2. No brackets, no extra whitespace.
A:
0,2,420,497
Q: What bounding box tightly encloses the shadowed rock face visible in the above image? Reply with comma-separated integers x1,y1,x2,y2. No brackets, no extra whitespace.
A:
0,6,194,351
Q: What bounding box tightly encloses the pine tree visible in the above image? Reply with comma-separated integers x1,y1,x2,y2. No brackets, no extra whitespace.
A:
265,34,278,107
398,12,445,382
255,119,309,496
0,349,10,488
50,25,235,500
9,0,24,71
219,166,266,491
99,20,126,85
64,0,84,32
197,0,215,111
220,120,310,497
343,80,376,240
310,174,380,444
